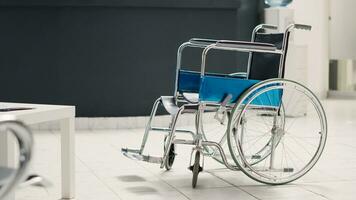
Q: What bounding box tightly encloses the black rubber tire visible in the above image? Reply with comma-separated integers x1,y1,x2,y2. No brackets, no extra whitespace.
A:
163,135,176,170
164,144,176,170
192,151,201,188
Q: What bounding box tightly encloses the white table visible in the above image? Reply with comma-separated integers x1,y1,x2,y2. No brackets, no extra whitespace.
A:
0,102,75,200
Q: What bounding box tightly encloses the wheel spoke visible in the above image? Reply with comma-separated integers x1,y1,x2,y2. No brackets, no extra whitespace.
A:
227,80,326,184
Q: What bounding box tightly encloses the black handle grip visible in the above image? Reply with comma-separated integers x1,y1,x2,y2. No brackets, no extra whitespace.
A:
261,24,278,30
295,24,312,31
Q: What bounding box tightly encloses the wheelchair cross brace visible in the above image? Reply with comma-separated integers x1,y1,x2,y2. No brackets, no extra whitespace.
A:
121,101,240,171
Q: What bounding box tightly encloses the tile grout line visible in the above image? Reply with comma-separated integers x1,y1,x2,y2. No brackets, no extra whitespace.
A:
110,144,250,199
207,171,262,200
75,151,125,200
132,146,246,197
109,135,254,199
133,159,192,200
208,169,338,200
298,185,331,200
108,142,191,199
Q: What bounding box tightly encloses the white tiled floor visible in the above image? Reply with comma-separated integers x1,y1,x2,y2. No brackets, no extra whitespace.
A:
15,99,356,200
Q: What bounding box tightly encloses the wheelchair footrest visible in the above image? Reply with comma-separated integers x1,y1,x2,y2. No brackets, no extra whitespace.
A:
121,148,162,164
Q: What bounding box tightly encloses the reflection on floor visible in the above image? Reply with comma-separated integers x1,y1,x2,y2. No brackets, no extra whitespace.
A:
16,99,356,200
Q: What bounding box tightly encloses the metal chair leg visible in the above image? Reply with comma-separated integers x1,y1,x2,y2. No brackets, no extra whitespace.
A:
139,97,162,154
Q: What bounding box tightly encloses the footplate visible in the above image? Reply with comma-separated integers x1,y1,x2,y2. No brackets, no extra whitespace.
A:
121,148,163,164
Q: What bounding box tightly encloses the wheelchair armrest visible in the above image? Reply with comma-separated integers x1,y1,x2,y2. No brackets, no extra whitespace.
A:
228,72,247,78
189,38,219,46
216,40,277,51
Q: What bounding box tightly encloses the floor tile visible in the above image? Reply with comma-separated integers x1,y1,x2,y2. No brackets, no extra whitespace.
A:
10,99,356,199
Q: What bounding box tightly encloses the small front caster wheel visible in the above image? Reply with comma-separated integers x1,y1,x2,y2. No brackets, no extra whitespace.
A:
165,144,176,170
164,136,176,170
191,151,202,188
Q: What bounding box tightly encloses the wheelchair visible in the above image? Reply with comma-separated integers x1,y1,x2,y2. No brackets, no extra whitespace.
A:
122,23,327,188
0,117,33,199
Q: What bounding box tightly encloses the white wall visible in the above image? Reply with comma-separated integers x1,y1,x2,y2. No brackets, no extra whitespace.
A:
329,0,356,60
289,0,330,98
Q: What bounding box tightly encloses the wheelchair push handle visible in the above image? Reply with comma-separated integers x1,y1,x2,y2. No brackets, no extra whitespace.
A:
261,24,278,30
294,24,312,31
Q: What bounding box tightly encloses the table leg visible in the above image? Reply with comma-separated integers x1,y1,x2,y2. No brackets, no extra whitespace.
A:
60,117,75,199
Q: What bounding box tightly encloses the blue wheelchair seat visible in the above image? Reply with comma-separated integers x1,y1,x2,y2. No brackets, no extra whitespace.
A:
178,70,282,107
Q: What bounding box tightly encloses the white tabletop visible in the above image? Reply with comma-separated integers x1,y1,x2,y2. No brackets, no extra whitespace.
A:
0,102,75,124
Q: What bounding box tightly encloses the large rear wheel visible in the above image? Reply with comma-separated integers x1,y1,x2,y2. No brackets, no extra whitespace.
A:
227,79,327,185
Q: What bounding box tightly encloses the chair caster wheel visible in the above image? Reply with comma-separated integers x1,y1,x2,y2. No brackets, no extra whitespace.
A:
164,136,176,170
189,151,202,188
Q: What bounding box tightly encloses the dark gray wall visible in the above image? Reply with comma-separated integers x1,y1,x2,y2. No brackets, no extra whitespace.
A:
0,0,261,117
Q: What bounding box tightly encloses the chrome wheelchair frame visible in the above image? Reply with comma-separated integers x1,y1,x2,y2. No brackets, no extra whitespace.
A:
122,23,327,187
